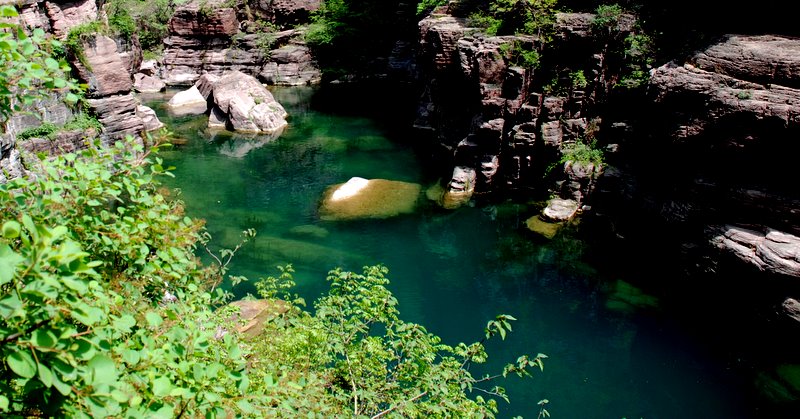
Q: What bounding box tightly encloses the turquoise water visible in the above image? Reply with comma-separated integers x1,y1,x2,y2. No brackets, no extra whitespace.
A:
145,86,752,418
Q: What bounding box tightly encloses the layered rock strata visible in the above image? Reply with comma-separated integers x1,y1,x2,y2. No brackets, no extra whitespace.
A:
161,0,320,86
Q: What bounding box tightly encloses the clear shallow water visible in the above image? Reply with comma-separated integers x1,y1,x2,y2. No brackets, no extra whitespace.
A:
145,86,752,418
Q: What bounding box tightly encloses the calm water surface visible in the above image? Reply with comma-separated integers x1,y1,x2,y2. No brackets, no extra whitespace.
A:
146,86,752,418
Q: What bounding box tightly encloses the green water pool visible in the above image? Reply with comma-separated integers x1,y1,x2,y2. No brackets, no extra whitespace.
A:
144,86,753,418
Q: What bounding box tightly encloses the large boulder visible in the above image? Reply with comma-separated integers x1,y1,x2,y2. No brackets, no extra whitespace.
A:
319,177,422,221
542,198,579,222
166,86,208,116
211,71,288,133
259,45,321,85
133,73,166,93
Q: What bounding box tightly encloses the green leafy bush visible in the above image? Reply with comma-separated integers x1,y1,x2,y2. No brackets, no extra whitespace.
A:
15,122,57,140
468,0,558,39
0,6,80,129
416,0,449,16
560,138,604,167
0,140,547,416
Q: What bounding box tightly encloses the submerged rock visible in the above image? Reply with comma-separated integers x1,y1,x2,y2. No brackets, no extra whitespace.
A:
319,177,422,220
525,215,562,239
287,224,330,239
605,280,659,313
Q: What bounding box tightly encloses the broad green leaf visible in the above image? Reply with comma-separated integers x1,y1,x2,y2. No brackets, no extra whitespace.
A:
0,394,8,411
113,314,136,333
52,370,72,396
38,363,53,387
7,350,36,378
145,311,162,328
2,220,20,239
88,354,117,385
0,244,23,285
110,389,129,403
152,376,173,397
31,328,57,348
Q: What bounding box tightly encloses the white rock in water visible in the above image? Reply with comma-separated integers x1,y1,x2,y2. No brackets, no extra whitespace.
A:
331,177,370,201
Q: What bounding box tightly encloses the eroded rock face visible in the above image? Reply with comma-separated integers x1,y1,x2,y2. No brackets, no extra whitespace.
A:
415,10,613,206
162,1,321,86
636,35,800,278
711,226,800,277
73,35,133,98
260,45,321,85
87,93,145,139
44,0,98,39
265,0,321,27
168,2,238,36
136,105,164,132
693,35,800,89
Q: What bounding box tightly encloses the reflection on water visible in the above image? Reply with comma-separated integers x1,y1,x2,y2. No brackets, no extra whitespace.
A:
145,86,753,418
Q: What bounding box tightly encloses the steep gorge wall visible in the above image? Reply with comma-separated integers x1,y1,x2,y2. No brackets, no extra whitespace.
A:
161,0,321,86
411,5,800,303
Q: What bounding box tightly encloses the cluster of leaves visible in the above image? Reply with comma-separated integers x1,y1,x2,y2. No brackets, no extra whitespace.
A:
0,139,254,417
106,0,180,55
416,0,449,17
590,4,654,90
0,6,80,130
304,0,408,78
499,39,541,69
247,265,550,417
543,69,588,95
467,0,559,39
560,138,604,167
0,138,548,416
16,113,102,141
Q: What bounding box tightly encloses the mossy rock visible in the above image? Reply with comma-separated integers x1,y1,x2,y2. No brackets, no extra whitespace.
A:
425,182,445,202
316,136,348,153
248,236,365,269
777,364,800,394
605,280,659,312
525,214,562,239
319,177,422,221
287,224,330,239
350,135,394,151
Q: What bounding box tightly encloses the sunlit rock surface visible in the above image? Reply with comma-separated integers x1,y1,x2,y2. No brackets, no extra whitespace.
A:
319,177,422,220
